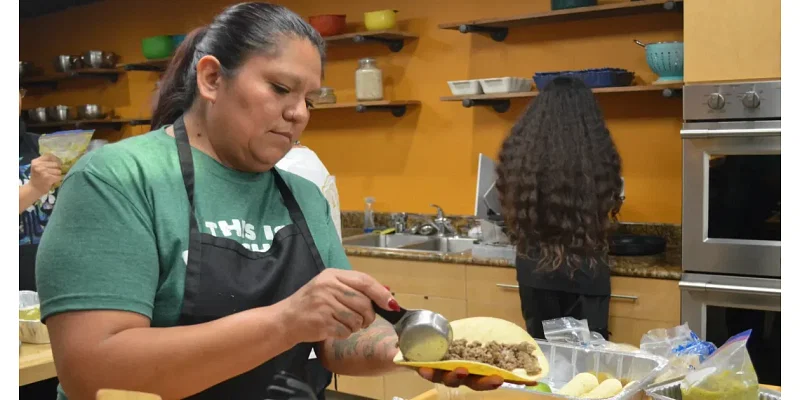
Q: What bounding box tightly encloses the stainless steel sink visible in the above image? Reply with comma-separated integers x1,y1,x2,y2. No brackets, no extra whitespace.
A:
342,233,431,249
342,233,477,254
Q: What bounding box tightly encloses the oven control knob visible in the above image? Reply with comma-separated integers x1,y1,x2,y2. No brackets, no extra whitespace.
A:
707,93,726,110
742,91,761,109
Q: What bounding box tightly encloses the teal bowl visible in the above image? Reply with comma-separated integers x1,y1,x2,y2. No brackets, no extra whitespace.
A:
171,34,187,48
645,41,684,83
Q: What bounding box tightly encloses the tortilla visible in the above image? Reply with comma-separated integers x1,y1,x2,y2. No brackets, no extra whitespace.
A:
393,317,549,384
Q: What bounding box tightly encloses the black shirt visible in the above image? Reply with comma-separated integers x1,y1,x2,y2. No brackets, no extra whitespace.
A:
515,250,611,296
19,119,58,291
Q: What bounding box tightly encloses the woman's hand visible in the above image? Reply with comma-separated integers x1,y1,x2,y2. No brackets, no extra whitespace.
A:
417,367,505,391
29,154,63,194
280,269,395,344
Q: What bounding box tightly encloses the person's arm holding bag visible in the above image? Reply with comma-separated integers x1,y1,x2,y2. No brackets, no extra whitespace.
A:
19,154,61,214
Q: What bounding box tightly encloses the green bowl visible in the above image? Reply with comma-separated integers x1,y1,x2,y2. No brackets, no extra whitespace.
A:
141,35,174,60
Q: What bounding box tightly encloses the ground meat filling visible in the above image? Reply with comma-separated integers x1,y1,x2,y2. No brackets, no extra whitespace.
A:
444,339,541,375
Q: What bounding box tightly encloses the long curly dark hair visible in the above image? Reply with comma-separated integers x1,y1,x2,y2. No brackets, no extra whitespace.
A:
496,77,623,274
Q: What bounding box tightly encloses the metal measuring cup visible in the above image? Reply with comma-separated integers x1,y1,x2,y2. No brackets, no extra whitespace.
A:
373,302,453,362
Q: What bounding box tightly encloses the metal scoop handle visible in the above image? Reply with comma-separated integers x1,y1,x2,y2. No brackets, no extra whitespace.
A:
372,301,407,325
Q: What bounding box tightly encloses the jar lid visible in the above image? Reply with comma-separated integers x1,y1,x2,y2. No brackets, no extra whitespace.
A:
359,57,377,64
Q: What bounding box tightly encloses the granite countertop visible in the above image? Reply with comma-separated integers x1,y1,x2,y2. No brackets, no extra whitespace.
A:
343,243,682,281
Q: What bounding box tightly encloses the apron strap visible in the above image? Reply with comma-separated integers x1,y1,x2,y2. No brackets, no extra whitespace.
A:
271,169,327,272
172,116,205,316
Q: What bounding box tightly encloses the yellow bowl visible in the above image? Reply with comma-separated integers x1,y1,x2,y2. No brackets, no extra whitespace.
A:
364,9,397,31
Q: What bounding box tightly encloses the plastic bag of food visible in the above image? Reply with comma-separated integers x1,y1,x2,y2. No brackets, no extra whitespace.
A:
38,129,95,175
640,323,717,383
680,330,758,400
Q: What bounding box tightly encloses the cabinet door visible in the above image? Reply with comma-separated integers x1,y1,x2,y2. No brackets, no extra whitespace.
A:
609,277,680,323
608,317,677,347
384,370,436,400
465,266,526,329
336,375,384,399
685,0,780,82
349,256,466,299
393,293,467,321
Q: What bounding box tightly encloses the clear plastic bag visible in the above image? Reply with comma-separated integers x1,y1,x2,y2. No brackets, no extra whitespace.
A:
639,323,717,383
38,129,95,175
680,330,759,400
542,317,639,353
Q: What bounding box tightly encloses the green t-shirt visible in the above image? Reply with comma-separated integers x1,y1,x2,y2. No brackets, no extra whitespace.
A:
36,128,351,329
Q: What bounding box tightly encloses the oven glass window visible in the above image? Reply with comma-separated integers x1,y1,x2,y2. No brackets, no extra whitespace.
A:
706,305,780,385
707,154,780,241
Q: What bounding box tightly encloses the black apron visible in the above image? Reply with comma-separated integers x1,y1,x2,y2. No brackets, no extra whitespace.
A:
173,116,332,400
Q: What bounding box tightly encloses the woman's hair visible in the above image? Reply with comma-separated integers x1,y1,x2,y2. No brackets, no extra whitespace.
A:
496,77,623,274
151,2,326,128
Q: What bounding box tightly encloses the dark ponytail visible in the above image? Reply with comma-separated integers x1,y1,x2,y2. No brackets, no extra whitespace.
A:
150,2,325,129
151,27,208,129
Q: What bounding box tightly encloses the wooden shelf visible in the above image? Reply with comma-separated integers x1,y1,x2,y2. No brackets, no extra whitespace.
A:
311,100,420,117
439,0,683,42
325,30,418,52
441,83,683,113
21,69,122,88
27,118,151,131
121,58,171,72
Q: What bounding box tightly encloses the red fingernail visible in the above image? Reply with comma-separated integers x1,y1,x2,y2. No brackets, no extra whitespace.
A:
388,299,401,311
384,285,391,291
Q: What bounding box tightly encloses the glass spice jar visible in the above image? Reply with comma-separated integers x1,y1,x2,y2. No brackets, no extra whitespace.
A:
355,57,384,101
316,87,337,104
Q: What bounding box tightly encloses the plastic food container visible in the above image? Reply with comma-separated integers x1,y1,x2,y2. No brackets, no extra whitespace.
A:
533,68,635,90
433,340,668,400
447,80,483,96
478,77,534,94
646,378,781,400
19,291,49,344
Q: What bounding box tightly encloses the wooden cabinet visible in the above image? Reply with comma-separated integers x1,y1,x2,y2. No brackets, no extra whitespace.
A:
608,277,681,346
339,255,681,399
684,0,780,82
337,375,385,399
465,266,526,329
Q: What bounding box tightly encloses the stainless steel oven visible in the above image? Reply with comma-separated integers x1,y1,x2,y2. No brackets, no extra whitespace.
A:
680,81,781,386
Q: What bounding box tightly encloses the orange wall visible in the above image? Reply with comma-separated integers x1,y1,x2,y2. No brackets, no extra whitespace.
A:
20,0,683,223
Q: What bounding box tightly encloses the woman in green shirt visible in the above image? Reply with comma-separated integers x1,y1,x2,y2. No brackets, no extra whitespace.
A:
35,3,500,399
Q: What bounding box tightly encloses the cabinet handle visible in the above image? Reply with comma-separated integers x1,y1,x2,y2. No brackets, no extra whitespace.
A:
610,294,638,301
496,283,520,290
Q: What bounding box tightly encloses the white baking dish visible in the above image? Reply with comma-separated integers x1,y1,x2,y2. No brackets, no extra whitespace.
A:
478,77,534,94
447,79,483,96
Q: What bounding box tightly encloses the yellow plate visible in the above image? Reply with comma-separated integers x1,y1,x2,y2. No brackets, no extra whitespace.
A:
393,317,549,384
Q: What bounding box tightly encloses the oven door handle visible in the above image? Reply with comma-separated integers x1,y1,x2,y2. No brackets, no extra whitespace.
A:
679,281,781,296
680,128,781,138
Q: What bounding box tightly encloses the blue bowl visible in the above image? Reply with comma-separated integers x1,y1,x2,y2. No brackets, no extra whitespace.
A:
645,41,684,83
171,34,187,48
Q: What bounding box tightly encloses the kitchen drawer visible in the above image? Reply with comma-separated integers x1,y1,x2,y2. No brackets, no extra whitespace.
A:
349,256,466,299
465,266,526,329
393,293,467,321
609,277,679,322
608,316,677,347
384,370,435,400
336,375,384,399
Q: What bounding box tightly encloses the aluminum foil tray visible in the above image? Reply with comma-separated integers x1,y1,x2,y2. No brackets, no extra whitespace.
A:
645,379,781,400
493,340,668,400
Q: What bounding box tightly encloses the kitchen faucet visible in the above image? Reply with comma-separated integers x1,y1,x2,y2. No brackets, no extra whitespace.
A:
391,205,456,236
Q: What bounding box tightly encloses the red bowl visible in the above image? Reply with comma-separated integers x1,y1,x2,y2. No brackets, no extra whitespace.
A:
309,14,347,37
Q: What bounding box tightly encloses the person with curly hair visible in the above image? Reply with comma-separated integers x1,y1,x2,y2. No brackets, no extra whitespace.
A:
496,76,623,340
